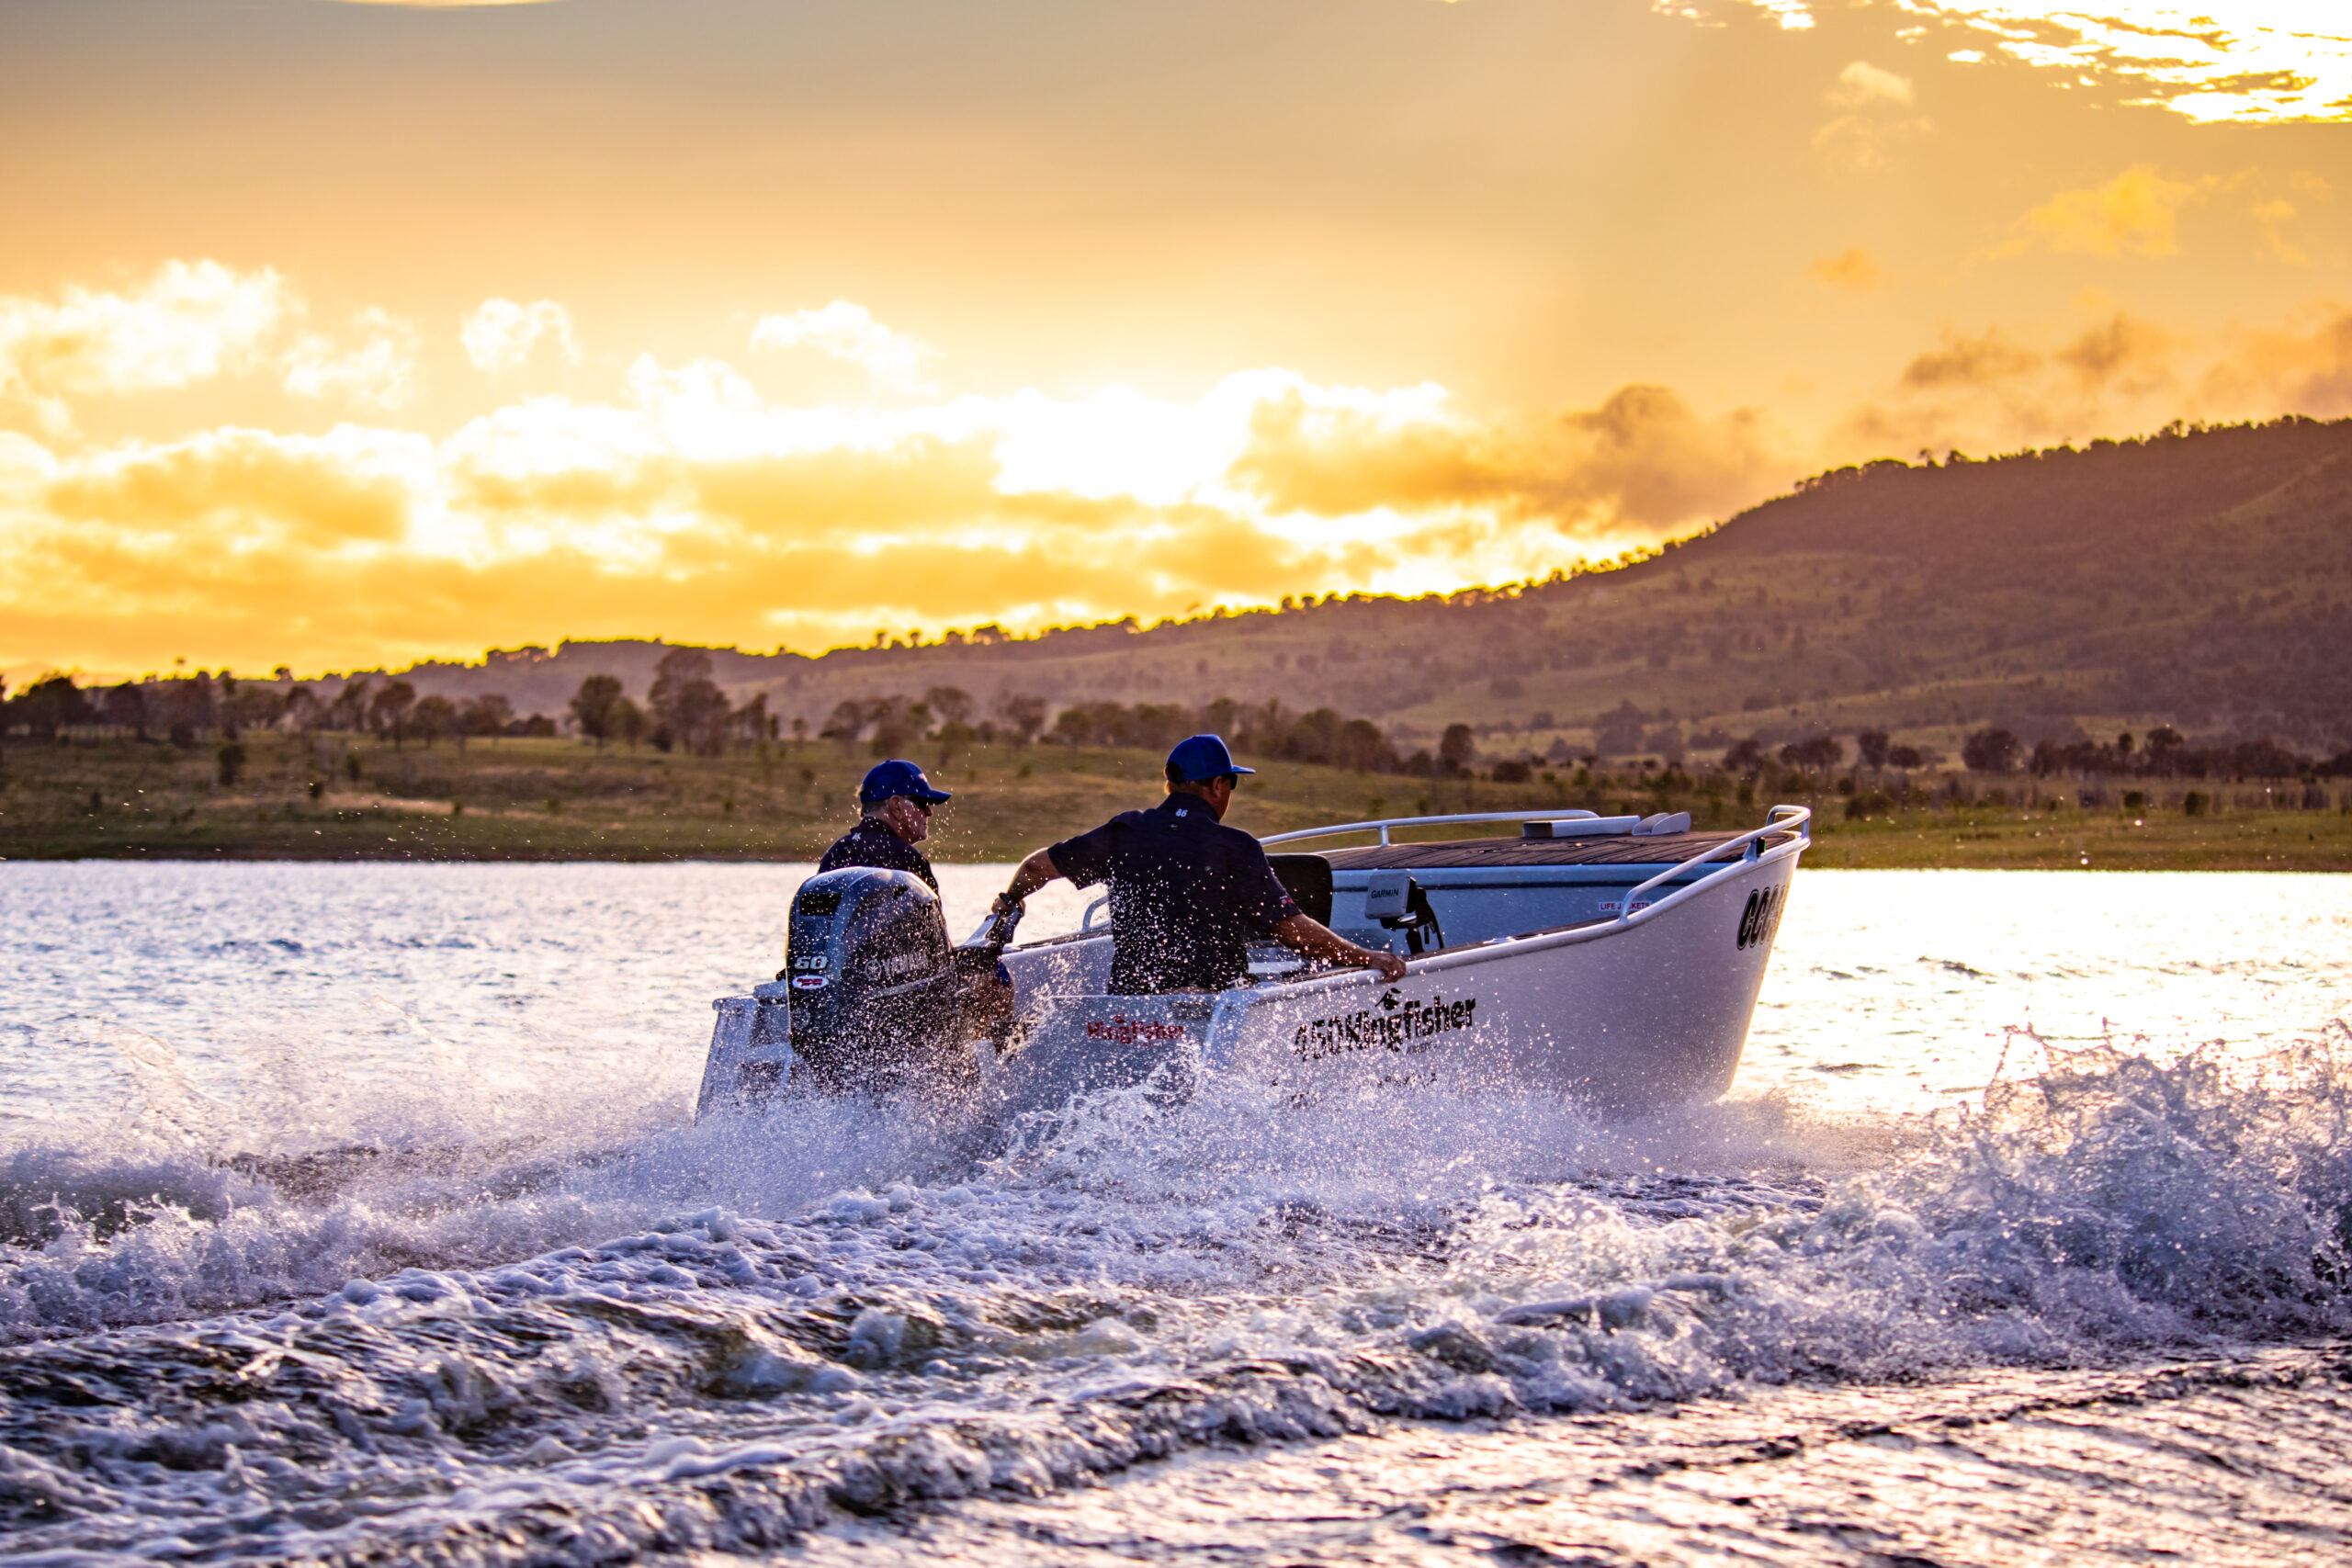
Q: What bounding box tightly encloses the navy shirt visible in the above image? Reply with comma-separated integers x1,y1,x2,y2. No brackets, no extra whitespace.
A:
818,818,939,893
1050,796,1298,995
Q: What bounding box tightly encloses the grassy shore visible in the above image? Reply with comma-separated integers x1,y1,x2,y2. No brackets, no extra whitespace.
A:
2,733,2346,870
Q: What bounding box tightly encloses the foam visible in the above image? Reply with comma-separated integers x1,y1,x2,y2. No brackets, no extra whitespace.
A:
0,1030,2346,1562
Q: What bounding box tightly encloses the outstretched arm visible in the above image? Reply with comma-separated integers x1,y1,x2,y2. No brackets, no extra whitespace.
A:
991,847,1063,914
1272,912,1408,981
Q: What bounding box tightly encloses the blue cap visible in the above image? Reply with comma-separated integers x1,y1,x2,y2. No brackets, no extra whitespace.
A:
860,759,953,806
1166,733,1256,783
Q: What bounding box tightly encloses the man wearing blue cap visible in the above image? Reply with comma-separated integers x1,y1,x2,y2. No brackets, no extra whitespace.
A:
992,734,1407,994
820,759,954,892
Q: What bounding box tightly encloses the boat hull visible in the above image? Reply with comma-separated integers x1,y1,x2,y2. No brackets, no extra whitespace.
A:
697,808,1805,1120
993,850,1794,1115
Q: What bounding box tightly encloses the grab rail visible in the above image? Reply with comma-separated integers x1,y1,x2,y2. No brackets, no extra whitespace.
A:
1232,803,1812,1005
1261,807,1603,849
1611,803,1810,929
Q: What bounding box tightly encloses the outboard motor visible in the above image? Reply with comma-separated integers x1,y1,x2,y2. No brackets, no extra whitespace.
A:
782,866,965,1096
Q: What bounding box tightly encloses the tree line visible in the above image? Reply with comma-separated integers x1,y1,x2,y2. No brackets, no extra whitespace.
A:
566,647,777,757
0,670,554,750
1719,725,2350,784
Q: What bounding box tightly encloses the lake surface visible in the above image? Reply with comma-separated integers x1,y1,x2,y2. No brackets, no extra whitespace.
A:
2,863,2348,1564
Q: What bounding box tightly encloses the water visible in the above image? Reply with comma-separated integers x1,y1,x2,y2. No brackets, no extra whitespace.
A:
1,863,2347,1564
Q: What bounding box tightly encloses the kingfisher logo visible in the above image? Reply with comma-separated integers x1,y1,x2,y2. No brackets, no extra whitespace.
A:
1085,1014,1189,1044
1293,990,1477,1061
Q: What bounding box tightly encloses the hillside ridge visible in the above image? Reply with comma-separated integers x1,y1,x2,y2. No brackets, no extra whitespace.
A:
31,417,2352,761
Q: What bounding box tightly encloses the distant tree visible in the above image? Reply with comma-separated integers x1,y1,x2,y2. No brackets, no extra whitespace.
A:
1962,728,2019,773
163,673,218,743
13,673,90,741
570,675,624,748
995,692,1047,747
226,682,285,736
1856,729,1891,771
650,648,729,756
1439,723,1476,775
101,682,150,739
1590,701,1645,757
1886,744,1924,769
409,694,458,748
820,699,869,755
461,693,514,747
935,719,978,772
872,699,929,758
217,739,247,788
730,692,770,752
1779,734,1843,773
923,685,975,728
216,671,241,739
370,679,417,748
611,697,648,748
790,716,808,750
327,676,373,732
1722,738,1766,776
1336,718,1398,773
285,686,323,734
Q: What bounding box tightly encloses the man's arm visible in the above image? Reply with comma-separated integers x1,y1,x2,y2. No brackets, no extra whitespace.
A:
991,846,1063,914
1272,912,1408,981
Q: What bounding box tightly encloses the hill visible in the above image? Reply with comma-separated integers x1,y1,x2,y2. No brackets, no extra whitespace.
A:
10,417,2351,774
339,416,2352,764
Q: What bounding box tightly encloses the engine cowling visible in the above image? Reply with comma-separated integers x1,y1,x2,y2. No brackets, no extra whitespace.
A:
781,866,961,1094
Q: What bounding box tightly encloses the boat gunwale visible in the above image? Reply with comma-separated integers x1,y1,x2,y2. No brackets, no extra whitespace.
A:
991,805,1811,1005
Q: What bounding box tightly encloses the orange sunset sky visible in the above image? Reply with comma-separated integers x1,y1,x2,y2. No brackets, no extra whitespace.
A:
4,0,2349,681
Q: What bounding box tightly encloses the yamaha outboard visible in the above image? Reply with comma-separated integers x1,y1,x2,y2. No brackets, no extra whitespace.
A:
778,866,966,1095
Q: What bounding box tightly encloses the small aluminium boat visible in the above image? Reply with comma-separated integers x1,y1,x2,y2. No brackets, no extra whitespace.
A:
698,804,1810,1120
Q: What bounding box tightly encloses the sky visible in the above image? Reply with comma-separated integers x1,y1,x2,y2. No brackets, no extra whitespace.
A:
4,0,2349,680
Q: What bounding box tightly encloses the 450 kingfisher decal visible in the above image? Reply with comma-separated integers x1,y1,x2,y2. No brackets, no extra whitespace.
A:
1293,987,1478,1061
1736,883,1788,950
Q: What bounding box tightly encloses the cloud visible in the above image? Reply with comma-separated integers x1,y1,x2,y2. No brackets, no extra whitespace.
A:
1809,248,1885,292
460,299,581,374
1827,299,2352,463
0,262,288,424
1999,165,2210,259
43,427,425,547
1228,380,1783,538
1651,1,1815,32
1900,326,2041,390
2198,309,2352,420
1688,3,2352,124
0,349,1802,674
282,309,421,410
1830,60,1913,109
2054,311,2179,393
1812,61,1929,170
750,302,935,393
